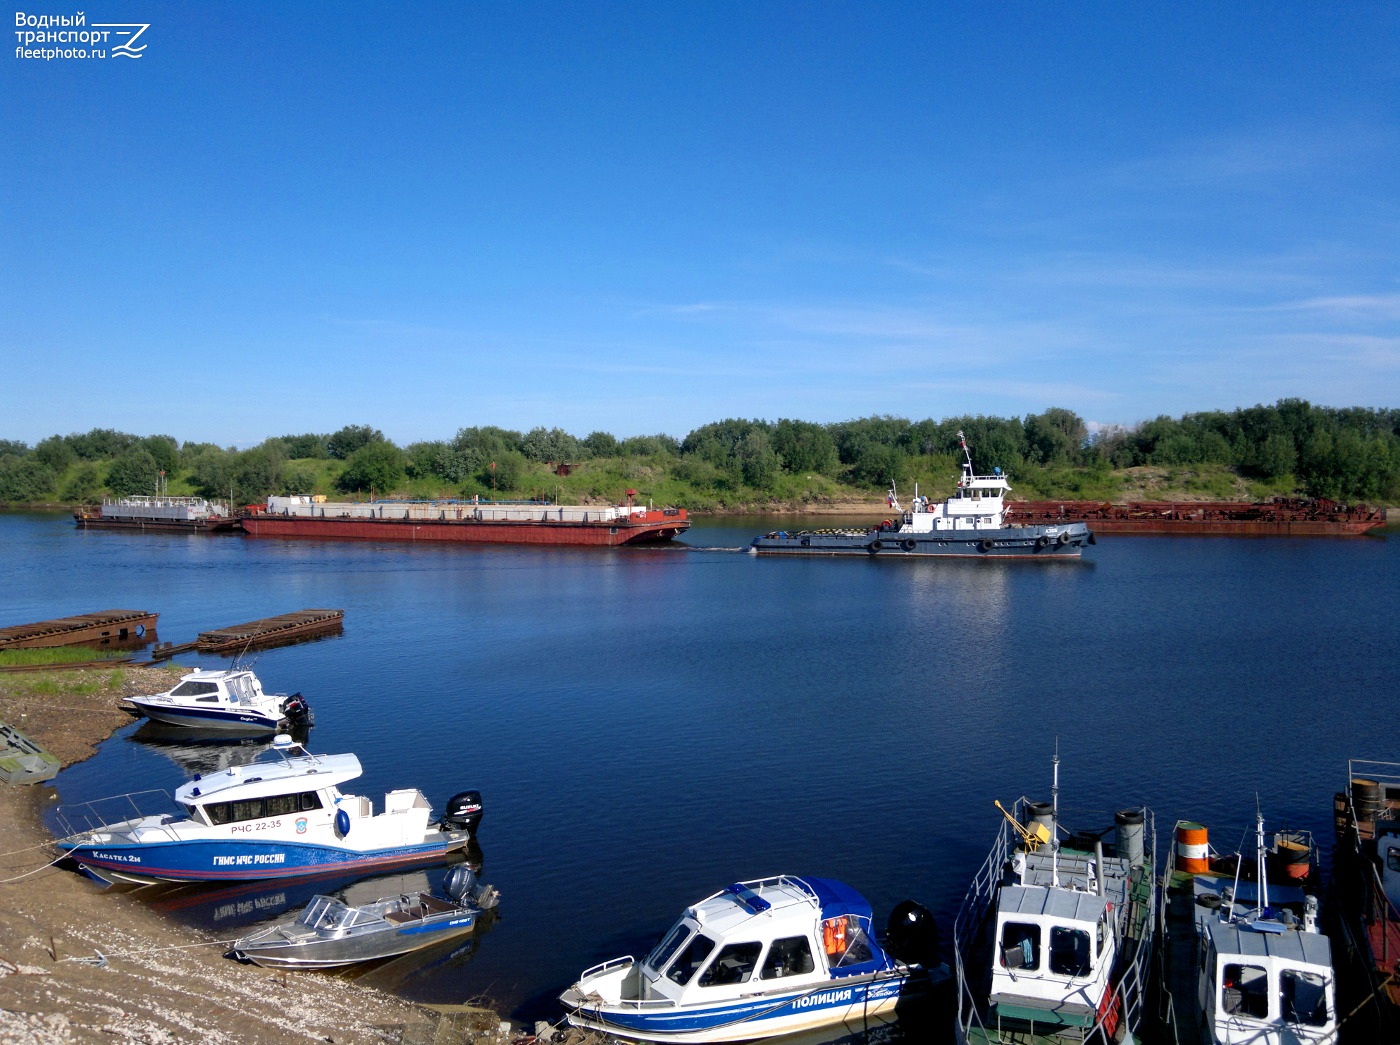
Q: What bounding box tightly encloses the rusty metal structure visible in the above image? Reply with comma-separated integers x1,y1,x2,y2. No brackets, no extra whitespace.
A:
193,609,345,654
0,610,158,650
1004,498,1388,536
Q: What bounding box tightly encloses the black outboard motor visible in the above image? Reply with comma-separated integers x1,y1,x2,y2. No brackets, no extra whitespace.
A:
281,693,314,727
884,900,942,969
443,863,501,910
440,789,484,832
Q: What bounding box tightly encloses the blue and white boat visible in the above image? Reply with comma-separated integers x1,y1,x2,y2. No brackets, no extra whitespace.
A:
559,874,945,1043
53,736,483,884
751,431,1094,558
124,667,313,733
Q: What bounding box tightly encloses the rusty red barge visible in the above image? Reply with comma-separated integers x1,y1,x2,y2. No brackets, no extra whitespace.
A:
241,495,689,547
1004,497,1387,536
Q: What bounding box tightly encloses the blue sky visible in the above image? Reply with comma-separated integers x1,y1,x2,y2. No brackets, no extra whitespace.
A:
4,2,1398,448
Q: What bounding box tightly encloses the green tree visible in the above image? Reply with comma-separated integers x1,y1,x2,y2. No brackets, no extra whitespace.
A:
1024,408,1087,465
33,435,75,472
0,457,55,501
106,449,161,497
582,431,618,457
62,463,102,503
326,425,385,460
281,467,318,496
478,450,526,492
336,441,405,495
736,429,780,486
771,419,837,474
521,427,581,462
278,433,330,459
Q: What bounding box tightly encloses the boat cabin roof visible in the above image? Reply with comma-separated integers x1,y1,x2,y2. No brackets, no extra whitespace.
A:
175,750,360,804
1205,917,1333,971
686,875,873,938
998,883,1110,926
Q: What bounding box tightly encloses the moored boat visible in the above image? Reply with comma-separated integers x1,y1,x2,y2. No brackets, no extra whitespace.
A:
242,493,689,547
74,495,241,534
751,432,1093,558
952,757,1155,1044
52,736,483,883
123,666,313,733
559,874,946,1043
1329,760,1400,1041
0,722,60,784
1160,814,1336,1044
232,863,500,969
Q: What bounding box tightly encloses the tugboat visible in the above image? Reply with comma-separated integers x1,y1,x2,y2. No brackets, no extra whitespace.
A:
560,874,945,1042
1160,813,1337,1044
952,753,1155,1044
751,432,1094,558
53,735,483,883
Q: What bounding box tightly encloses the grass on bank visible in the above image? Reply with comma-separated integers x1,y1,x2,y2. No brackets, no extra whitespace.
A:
0,647,129,667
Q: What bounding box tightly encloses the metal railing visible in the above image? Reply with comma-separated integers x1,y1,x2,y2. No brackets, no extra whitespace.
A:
53,789,180,842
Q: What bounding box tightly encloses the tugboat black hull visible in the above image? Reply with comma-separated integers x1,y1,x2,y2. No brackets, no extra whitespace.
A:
751,523,1094,558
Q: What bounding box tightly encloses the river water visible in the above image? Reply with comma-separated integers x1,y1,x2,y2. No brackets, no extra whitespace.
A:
3,511,1397,1034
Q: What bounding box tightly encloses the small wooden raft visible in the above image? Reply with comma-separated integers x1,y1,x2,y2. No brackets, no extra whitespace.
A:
0,610,158,650
195,609,344,653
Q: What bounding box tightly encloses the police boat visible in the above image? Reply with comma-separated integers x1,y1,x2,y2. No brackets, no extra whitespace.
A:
123,666,313,733
232,863,500,969
53,735,484,883
559,874,944,1043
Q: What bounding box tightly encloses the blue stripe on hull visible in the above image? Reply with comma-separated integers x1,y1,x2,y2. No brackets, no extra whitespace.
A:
62,838,452,881
576,974,908,1039
130,704,280,730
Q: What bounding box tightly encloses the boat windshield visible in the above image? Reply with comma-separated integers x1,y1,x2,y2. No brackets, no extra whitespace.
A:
299,896,356,930
1281,969,1330,1026
644,922,692,975
228,675,256,704
170,680,220,698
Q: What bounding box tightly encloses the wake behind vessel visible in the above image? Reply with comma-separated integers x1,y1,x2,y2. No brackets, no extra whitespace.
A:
242,493,689,547
751,432,1093,558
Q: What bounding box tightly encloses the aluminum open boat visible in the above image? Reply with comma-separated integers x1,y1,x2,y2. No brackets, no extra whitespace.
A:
123,667,312,733
53,736,484,883
232,864,500,969
560,874,944,1043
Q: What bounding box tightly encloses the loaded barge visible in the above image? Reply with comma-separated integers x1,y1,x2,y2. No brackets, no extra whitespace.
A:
242,495,689,547
74,496,240,534
1005,497,1386,536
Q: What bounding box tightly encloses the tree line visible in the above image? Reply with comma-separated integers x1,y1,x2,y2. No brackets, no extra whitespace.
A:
1,400,1397,507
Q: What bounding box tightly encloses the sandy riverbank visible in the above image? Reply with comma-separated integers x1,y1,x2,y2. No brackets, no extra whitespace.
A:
0,666,547,1045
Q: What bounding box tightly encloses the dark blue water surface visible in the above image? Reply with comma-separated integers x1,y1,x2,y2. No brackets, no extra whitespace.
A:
3,512,1397,1026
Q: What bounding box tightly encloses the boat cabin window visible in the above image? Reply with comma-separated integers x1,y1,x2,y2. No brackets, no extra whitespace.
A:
1387,848,1400,873
761,936,815,979
1000,922,1040,971
1281,969,1329,1026
1049,926,1092,977
699,942,762,987
833,924,874,968
1097,915,1106,957
171,681,220,697
666,933,717,986
645,924,692,975
1221,963,1269,1019
204,790,323,826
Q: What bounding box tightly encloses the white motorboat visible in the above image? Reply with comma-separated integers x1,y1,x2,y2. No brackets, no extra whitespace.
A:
54,736,483,883
124,667,313,733
560,874,945,1043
